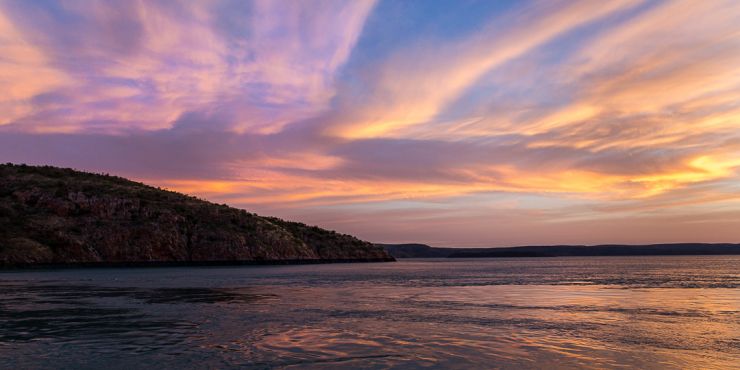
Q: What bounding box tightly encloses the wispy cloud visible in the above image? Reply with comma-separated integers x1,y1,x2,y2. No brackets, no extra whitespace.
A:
325,0,642,139
0,0,375,133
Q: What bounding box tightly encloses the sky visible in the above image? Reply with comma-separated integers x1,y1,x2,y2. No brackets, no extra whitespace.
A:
1,0,740,247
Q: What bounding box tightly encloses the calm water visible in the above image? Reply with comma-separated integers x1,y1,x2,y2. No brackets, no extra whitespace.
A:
1,256,738,369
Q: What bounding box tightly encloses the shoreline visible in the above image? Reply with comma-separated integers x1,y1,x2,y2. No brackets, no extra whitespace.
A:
0,257,396,271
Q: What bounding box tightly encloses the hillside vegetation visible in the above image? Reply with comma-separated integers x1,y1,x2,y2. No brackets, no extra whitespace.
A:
0,164,393,267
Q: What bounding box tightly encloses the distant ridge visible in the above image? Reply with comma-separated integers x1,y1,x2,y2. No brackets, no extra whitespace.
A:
380,243,740,258
379,244,457,258
0,164,394,268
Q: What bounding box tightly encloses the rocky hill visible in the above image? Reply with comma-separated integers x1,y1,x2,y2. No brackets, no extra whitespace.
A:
0,164,394,267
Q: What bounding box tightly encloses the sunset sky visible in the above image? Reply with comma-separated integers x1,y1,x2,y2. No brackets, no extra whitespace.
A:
2,0,740,246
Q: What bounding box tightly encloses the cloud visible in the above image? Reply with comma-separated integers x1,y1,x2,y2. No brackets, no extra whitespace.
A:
2,0,740,245
0,0,376,134
324,0,643,139
0,10,71,126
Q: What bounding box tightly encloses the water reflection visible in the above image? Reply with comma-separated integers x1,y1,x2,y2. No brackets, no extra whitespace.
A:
0,283,274,349
0,257,738,369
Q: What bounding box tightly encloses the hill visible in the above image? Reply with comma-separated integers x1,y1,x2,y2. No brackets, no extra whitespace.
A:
381,243,740,258
378,243,457,258
446,244,740,257
0,164,394,267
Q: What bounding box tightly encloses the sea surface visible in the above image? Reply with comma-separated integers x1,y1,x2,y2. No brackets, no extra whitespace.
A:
1,256,738,369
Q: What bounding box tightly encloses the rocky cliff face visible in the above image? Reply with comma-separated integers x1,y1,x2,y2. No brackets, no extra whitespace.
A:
0,164,394,267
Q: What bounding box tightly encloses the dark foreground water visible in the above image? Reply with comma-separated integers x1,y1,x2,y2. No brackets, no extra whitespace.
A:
1,257,738,369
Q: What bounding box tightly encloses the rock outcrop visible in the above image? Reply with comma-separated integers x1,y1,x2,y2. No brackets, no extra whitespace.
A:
0,164,394,267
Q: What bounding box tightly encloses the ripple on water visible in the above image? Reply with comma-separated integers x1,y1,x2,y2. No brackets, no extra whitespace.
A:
0,256,738,369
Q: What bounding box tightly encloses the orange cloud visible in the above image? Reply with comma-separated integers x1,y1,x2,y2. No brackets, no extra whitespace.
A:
0,11,71,126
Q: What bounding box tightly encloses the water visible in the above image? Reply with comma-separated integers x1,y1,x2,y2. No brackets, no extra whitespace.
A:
1,256,738,369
